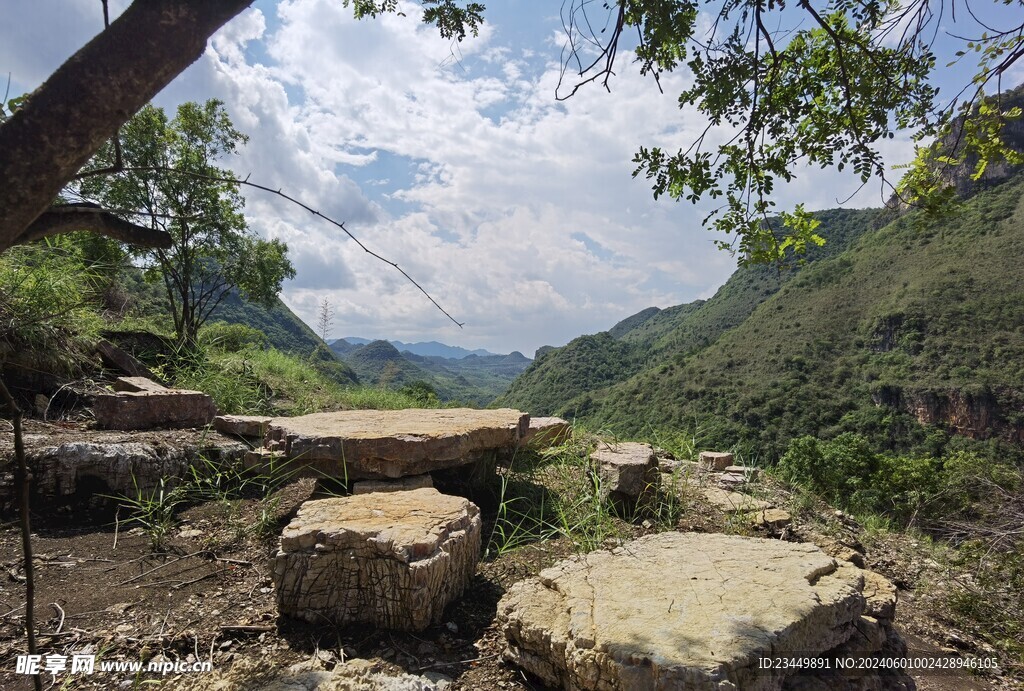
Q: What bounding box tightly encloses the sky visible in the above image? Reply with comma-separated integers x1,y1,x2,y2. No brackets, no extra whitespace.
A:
4,1,1021,356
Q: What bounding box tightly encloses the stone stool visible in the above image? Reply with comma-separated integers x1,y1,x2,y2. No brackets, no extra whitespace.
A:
272,487,481,631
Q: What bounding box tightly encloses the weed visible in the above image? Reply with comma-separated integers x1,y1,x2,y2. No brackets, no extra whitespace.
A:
112,477,186,551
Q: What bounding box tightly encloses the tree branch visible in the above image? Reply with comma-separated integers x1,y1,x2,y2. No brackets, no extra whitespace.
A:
17,203,172,248
0,0,252,253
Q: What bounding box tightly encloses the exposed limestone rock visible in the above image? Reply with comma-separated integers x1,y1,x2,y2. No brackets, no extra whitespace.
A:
214,414,275,438
273,488,481,632
700,450,734,470
498,532,875,690
590,441,659,508
352,474,433,495
264,408,528,480
701,486,774,513
861,570,898,624
520,416,571,448
24,440,247,503
815,537,867,569
747,507,793,530
93,386,217,430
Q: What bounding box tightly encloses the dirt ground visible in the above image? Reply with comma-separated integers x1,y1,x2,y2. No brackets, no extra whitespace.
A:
0,424,1020,690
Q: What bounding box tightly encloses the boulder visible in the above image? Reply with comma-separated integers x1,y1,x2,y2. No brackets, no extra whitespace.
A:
264,408,528,480
861,569,898,624
498,532,877,690
520,416,571,448
700,451,734,471
22,440,247,504
273,488,481,632
590,441,660,509
93,388,217,430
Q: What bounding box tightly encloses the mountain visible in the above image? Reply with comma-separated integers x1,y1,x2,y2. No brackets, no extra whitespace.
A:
498,206,886,425
331,339,531,405
501,174,1024,458
337,337,497,359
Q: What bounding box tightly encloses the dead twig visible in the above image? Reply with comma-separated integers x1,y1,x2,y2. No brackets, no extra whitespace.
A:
116,550,205,586
50,602,65,635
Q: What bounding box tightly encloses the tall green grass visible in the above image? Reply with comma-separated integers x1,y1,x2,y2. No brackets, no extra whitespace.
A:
173,343,434,416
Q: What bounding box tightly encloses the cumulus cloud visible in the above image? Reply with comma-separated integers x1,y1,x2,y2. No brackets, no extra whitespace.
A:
1,1,923,355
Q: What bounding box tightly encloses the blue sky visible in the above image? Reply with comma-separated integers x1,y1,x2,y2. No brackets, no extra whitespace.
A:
4,1,1021,355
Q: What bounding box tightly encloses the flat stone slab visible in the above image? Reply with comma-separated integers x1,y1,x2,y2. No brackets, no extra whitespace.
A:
265,408,528,480
701,486,774,513
273,488,481,631
498,532,870,690
93,388,217,430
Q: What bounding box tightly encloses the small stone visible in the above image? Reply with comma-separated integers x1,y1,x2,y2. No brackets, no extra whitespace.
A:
214,414,275,438
724,465,760,480
590,441,659,508
520,416,571,448
445,621,458,634
747,508,792,529
177,528,204,539
699,451,734,470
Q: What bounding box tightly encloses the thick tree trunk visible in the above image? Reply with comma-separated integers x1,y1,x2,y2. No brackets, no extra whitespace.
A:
0,0,252,252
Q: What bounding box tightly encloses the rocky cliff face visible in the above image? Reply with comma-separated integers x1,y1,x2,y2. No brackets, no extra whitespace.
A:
893,85,1024,206
873,386,1024,443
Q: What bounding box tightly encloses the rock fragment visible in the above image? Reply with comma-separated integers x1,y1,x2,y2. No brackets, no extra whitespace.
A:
590,441,659,509
700,450,734,470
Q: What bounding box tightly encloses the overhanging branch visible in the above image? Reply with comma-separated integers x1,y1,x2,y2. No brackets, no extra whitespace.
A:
18,203,172,248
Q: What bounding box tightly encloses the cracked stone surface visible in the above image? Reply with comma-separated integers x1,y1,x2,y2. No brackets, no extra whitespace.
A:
7,439,247,508
497,532,875,690
264,408,528,480
273,488,481,632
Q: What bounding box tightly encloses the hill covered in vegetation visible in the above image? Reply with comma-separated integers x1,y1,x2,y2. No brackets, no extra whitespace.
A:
499,174,1024,458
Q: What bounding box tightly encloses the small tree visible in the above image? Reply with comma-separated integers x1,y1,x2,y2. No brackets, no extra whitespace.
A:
317,296,335,344
77,100,295,348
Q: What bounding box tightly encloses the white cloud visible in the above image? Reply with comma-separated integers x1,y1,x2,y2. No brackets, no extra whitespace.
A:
1,1,924,356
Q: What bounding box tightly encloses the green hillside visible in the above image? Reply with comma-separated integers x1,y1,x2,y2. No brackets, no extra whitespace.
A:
510,174,1024,458
498,207,884,420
